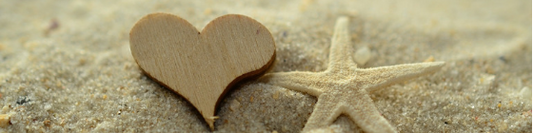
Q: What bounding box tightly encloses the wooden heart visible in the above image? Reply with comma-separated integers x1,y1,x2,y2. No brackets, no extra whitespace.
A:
129,13,275,130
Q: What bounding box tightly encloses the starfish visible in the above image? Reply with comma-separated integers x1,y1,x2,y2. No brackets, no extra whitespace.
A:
259,17,444,133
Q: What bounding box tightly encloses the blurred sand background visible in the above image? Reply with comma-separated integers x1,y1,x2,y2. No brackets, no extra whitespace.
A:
0,0,531,132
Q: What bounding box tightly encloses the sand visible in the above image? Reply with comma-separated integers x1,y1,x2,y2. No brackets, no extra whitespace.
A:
0,0,531,132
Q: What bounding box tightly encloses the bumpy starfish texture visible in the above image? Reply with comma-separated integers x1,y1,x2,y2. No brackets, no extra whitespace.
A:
259,17,444,133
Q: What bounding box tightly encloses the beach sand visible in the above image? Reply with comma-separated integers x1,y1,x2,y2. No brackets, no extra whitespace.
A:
0,0,531,132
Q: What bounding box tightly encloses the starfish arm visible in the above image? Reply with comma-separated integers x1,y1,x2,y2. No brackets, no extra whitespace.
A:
356,61,445,92
344,93,397,133
302,94,343,132
258,71,324,96
328,16,358,70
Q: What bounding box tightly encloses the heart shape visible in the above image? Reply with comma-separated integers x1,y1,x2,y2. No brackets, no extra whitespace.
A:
129,13,275,130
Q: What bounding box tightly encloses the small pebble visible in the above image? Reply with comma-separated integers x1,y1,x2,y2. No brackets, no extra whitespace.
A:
16,96,30,105
272,91,280,99
353,46,371,65
44,18,59,36
229,99,241,111
0,114,10,128
1,106,8,112
43,120,51,127
478,74,495,85
519,87,531,100
424,56,435,62
44,104,52,111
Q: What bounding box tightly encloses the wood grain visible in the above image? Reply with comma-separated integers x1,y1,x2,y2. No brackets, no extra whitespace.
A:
129,13,275,130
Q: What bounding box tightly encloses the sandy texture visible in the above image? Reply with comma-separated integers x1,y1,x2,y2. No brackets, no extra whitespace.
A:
0,0,531,132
